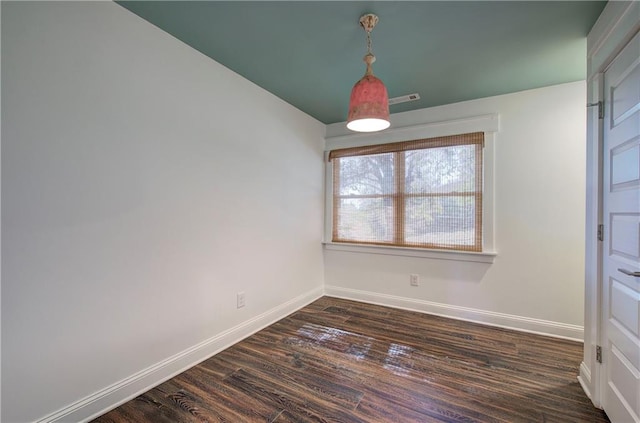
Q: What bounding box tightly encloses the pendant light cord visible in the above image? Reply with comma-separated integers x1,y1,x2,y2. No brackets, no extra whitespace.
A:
363,18,376,76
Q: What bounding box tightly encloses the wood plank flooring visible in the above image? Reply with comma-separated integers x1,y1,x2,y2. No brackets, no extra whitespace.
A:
93,297,609,422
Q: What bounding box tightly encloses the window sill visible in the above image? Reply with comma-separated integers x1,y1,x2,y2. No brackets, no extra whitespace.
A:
322,242,497,263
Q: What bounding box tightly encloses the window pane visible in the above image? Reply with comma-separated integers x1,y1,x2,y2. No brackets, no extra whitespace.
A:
336,198,393,242
330,132,483,252
405,145,476,194
405,196,476,247
338,153,394,195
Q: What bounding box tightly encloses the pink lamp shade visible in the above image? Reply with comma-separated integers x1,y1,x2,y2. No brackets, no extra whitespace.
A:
346,73,390,132
346,14,390,133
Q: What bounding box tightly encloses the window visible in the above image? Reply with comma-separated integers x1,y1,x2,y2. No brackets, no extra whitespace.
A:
329,132,483,252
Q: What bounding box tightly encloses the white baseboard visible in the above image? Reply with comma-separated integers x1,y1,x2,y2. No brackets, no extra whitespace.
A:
36,285,583,422
38,287,324,423
578,361,603,409
324,285,584,341
578,361,594,402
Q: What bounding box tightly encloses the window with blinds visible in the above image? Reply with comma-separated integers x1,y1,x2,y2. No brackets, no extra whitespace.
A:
329,132,483,252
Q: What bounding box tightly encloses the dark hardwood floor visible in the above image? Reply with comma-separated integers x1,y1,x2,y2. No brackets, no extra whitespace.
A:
93,297,609,422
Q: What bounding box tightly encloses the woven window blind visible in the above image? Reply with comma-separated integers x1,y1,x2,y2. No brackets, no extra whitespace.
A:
330,132,483,252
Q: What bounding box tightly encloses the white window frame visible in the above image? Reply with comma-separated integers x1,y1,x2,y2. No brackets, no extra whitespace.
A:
323,114,498,264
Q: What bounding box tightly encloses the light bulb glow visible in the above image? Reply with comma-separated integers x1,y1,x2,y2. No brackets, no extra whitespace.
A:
346,118,390,132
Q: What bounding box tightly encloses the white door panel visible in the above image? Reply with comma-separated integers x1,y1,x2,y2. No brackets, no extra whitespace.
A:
611,58,640,126
611,279,640,336
611,143,639,186
603,29,640,423
610,345,639,413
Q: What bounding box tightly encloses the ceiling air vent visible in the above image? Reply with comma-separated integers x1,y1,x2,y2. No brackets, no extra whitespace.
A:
388,93,421,106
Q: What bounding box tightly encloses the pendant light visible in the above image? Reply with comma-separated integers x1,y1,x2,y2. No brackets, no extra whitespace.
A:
346,14,390,133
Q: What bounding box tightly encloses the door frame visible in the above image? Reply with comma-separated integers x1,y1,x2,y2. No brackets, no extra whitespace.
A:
581,0,640,409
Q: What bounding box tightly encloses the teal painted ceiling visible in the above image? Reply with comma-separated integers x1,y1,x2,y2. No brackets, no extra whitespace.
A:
117,1,606,125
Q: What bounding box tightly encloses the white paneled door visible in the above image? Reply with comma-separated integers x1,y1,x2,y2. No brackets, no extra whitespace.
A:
602,30,640,423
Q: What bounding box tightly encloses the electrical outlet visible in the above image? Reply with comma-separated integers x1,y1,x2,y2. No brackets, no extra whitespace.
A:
410,274,419,286
237,292,245,308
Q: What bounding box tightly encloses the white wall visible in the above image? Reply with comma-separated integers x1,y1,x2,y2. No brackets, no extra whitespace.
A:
1,2,325,422
324,81,587,339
